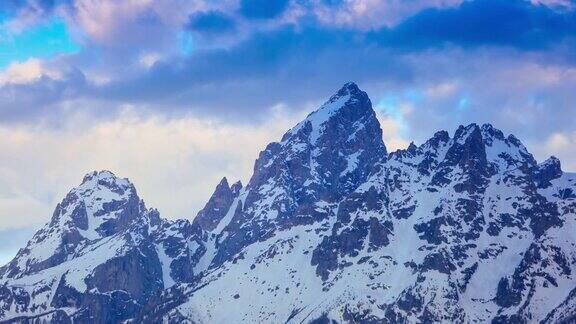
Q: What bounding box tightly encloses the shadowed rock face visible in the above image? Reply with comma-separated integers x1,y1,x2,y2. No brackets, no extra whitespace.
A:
251,82,387,203
534,156,563,188
194,177,242,232
1,83,576,324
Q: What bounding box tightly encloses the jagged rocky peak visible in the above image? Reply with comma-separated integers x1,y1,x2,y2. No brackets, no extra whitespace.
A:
78,170,135,202
281,81,382,145
387,122,540,196
210,82,389,266
50,170,143,234
194,177,242,231
482,124,536,174
540,156,562,173
79,170,133,194
534,156,563,188
0,170,149,279
442,123,492,175
231,179,242,194
403,122,536,170
0,170,166,322
249,82,387,201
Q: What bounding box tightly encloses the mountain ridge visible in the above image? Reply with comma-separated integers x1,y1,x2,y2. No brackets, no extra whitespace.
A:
1,82,576,323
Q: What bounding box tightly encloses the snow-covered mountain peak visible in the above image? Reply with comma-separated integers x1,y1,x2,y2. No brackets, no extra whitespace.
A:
282,82,376,145
2,85,576,324
75,169,133,200
249,82,386,197
322,81,366,110
453,122,481,143
0,171,149,281
53,170,141,233
77,169,131,193
437,122,536,173
337,81,362,95
249,83,386,195
206,83,387,267
479,123,536,171
81,169,123,183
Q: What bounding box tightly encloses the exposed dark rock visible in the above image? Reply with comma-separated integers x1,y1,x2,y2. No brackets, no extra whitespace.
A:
194,177,240,232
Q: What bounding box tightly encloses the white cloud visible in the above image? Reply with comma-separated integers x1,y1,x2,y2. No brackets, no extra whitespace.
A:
65,0,203,48
546,133,572,151
312,0,464,29
0,108,303,230
0,58,61,86
375,110,410,152
139,52,161,68
528,131,576,171
424,81,459,99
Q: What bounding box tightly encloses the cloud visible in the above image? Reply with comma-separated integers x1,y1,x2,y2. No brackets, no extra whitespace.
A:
0,57,61,85
239,0,290,19
0,16,573,143
0,62,88,123
0,106,305,230
371,0,576,50
1,0,573,125
531,131,576,170
67,25,411,122
186,10,236,35
65,0,175,50
546,133,572,151
0,0,65,32
312,0,464,29
531,0,575,9
0,0,575,243
139,52,161,68
375,110,410,152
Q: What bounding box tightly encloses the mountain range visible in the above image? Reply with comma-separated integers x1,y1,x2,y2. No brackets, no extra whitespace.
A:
1,83,575,323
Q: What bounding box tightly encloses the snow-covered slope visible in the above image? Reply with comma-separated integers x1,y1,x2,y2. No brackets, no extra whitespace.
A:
0,171,207,322
1,83,575,323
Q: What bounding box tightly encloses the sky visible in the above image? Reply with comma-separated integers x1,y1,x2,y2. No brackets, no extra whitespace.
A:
0,0,575,264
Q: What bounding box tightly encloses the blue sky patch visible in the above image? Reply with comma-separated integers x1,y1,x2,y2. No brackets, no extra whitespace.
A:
0,17,80,68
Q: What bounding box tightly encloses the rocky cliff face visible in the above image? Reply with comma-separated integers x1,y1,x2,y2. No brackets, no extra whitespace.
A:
1,83,575,323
